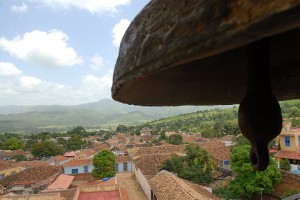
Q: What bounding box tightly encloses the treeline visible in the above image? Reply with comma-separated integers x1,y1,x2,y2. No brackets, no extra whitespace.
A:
116,100,300,138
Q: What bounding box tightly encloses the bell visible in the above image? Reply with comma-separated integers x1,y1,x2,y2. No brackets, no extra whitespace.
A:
112,0,300,170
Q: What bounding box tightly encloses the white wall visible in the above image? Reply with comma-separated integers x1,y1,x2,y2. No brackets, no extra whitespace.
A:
64,165,94,175
132,162,151,200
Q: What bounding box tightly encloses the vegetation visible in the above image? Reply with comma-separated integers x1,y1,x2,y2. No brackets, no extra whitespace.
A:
168,134,183,145
280,189,300,199
228,145,281,199
280,158,291,171
92,150,116,179
160,144,214,184
10,154,27,161
1,138,24,150
31,141,65,157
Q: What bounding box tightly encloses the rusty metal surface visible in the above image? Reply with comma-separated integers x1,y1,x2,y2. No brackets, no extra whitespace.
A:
112,0,300,106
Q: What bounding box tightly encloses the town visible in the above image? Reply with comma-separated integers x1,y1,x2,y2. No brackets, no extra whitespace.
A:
0,118,300,200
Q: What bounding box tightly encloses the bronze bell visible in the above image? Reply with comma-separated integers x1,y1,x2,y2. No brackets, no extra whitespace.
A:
112,0,300,171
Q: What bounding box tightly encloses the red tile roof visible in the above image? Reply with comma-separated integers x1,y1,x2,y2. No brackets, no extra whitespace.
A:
63,159,92,167
116,155,131,163
64,152,76,157
0,161,19,171
149,170,219,200
54,155,69,162
46,174,74,190
0,166,61,187
15,160,49,168
275,150,300,160
78,190,121,200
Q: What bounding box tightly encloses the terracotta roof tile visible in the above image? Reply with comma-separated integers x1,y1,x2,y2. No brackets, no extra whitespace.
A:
0,166,61,187
149,171,219,200
133,154,173,179
0,193,61,200
15,161,49,168
132,145,186,158
116,155,131,163
46,174,74,190
54,155,69,162
0,161,18,171
275,150,300,160
63,159,92,167
64,152,76,157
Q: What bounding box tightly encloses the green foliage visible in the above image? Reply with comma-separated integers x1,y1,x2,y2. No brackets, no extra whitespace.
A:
10,154,27,162
92,150,116,179
213,187,235,200
279,159,291,171
160,144,214,184
31,141,64,157
2,137,24,150
168,134,183,145
235,135,250,147
229,145,282,199
280,189,300,199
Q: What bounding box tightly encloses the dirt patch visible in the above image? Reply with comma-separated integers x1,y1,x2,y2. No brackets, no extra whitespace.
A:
116,172,147,200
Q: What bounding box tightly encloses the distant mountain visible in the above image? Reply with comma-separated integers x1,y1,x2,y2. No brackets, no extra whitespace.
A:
0,99,231,133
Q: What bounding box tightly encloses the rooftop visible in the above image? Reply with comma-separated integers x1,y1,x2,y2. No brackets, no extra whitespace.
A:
45,174,74,191
0,166,61,187
64,152,76,157
116,155,131,163
63,159,92,167
53,155,69,162
149,170,219,200
15,161,49,169
0,161,19,171
275,150,300,160
0,193,61,200
132,145,186,158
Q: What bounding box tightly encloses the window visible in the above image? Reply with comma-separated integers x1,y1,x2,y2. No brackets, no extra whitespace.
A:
285,136,290,147
71,169,78,174
298,136,300,146
84,166,89,173
123,162,128,171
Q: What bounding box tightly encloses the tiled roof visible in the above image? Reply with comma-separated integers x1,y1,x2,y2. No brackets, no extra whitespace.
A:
0,193,61,200
132,145,186,158
0,166,61,187
2,150,28,157
204,146,231,161
64,152,76,157
182,135,202,143
15,161,49,168
105,138,120,146
46,174,74,190
0,161,19,171
149,170,219,200
116,155,131,163
133,154,173,179
275,150,300,160
54,155,69,162
220,135,236,142
63,159,92,167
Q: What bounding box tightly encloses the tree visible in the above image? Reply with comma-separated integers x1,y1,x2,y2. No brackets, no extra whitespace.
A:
228,145,281,199
235,135,250,146
280,158,291,171
2,138,24,150
92,150,116,179
31,141,64,157
66,134,89,150
10,155,27,162
168,134,183,145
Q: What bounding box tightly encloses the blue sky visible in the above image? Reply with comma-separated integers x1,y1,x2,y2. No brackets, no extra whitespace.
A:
0,0,149,106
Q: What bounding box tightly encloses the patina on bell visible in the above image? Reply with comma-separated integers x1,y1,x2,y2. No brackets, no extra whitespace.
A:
112,0,300,171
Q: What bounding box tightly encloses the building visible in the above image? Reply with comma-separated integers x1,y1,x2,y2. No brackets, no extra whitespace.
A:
0,161,23,180
115,155,132,173
63,159,93,175
149,170,219,200
275,122,300,172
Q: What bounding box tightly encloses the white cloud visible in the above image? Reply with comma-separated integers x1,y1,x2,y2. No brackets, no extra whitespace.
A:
0,69,113,106
90,55,104,71
11,2,28,13
0,30,82,68
112,19,130,47
20,76,42,88
38,0,131,14
0,62,22,77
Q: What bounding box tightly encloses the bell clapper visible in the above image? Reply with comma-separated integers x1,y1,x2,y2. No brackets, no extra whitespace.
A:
238,39,282,171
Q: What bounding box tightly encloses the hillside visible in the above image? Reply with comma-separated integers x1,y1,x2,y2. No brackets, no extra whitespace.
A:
0,99,229,133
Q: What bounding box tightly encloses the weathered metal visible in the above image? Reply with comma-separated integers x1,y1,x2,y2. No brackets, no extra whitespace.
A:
112,0,300,170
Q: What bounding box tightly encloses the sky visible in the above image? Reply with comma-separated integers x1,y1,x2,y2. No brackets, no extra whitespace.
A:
0,0,150,106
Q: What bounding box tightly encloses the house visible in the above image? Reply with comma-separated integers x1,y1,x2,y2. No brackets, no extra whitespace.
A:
203,146,231,169
64,151,76,158
44,174,74,191
15,160,49,170
149,170,219,200
0,193,61,200
131,145,186,159
63,159,93,175
53,155,70,165
0,150,32,161
0,161,23,180
0,184,5,195
275,122,300,172
115,155,132,173
132,154,173,199
0,166,61,194
110,144,128,156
